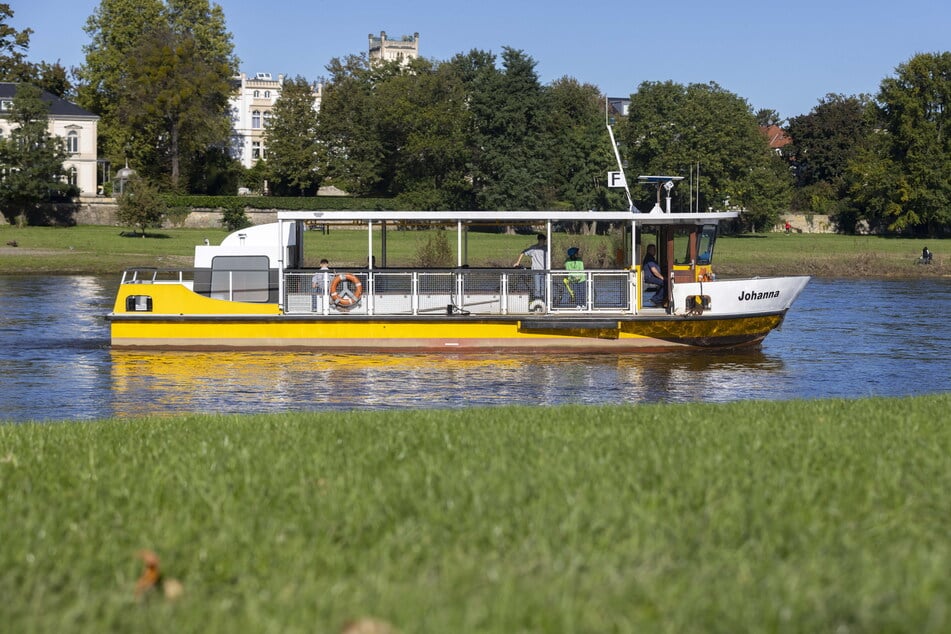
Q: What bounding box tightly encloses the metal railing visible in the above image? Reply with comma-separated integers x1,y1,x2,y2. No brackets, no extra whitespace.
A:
283,269,638,316
120,267,192,284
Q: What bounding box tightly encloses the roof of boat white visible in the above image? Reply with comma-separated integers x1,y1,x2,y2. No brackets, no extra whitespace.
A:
277,210,738,225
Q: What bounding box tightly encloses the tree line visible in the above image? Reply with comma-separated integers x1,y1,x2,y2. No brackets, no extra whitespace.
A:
0,1,948,235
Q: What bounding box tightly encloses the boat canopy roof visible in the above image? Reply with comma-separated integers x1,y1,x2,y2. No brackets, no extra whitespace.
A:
277,209,738,226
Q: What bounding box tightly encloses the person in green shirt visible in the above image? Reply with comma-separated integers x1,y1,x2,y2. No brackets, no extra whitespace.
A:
564,246,586,307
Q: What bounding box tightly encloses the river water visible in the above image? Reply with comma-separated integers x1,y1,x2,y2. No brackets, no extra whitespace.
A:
0,275,948,423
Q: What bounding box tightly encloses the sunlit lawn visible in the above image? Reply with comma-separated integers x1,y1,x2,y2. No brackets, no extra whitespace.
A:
1,395,949,632
1,223,945,277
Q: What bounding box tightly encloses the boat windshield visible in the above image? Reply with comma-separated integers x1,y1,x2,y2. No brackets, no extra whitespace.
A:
670,224,719,266
697,224,717,265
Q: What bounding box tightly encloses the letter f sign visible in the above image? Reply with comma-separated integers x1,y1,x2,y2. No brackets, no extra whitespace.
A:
608,172,625,188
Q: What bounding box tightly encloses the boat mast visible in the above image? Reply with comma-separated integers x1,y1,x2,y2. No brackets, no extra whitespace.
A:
606,98,635,212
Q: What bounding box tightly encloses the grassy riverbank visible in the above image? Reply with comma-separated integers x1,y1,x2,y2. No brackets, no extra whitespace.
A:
2,395,949,632
1,224,947,277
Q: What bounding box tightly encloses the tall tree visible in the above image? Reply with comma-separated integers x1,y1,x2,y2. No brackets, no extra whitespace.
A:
316,54,386,195
0,3,31,82
77,0,237,190
0,83,70,224
786,94,874,227
265,76,323,196
373,58,472,209
76,0,163,163
542,77,621,211
787,94,873,189
620,81,786,229
466,47,548,210
113,21,232,189
847,52,950,234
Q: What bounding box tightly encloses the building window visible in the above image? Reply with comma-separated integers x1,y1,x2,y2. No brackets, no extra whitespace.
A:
252,110,261,128
67,167,77,187
253,90,259,98
252,141,261,159
264,90,270,98
66,131,79,154
0,100,12,111
263,111,272,127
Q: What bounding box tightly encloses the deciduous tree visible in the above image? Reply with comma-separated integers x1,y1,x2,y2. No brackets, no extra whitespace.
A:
373,59,472,209
115,175,167,235
77,0,237,191
114,21,233,190
316,55,385,196
76,0,163,162
464,47,548,210
264,76,323,196
0,4,31,83
787,94,873,190
0,83,70,224
847,52,950,234
542,77,621,212
620,81,786,229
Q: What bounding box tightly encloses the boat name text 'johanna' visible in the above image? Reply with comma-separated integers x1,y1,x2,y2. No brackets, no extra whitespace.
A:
737,289,781,302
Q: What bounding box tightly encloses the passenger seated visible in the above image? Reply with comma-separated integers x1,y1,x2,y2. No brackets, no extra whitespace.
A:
642,244,666,306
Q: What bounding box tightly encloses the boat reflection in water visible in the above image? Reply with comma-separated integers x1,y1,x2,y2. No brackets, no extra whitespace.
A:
108,349,787,419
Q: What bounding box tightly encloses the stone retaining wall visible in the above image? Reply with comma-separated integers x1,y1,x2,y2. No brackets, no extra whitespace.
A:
775,213,833,233
1,197,276,228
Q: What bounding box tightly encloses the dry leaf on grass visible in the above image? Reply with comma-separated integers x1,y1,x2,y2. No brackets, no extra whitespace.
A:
134,549,184,601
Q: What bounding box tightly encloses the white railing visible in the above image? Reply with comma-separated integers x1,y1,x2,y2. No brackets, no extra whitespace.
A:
120,267,191,284
283,269,638,316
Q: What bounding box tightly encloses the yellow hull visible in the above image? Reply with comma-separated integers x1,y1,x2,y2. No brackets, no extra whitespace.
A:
110,284,783,351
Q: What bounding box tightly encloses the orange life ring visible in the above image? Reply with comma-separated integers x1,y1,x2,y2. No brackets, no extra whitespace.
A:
329,273,363,307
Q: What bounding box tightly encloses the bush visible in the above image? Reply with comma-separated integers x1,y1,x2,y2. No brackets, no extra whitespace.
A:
415,228,453,267
116,177,167,236
165,206,191,228
221,205,251,232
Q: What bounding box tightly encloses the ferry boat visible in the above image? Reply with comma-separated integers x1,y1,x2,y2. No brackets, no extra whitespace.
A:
107,205,809,352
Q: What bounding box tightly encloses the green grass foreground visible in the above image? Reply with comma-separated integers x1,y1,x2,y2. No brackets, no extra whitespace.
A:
2,395,949,632
1,224,947,277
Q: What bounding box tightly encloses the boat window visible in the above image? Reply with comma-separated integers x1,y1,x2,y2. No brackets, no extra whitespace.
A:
210,256,270,302
696,224,717,264
673,228,692,265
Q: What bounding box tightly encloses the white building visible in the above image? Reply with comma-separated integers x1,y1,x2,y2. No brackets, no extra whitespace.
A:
228,72,322,170
0,83,100,197
368,31,420,66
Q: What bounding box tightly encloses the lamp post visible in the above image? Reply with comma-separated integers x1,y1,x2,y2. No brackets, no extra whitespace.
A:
116,160,136,195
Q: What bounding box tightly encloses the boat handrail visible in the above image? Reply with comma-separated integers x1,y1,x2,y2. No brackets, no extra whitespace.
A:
121,267,196,284
283,267,639,316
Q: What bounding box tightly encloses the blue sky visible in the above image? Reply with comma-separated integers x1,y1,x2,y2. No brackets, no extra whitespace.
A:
11,0,950,119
